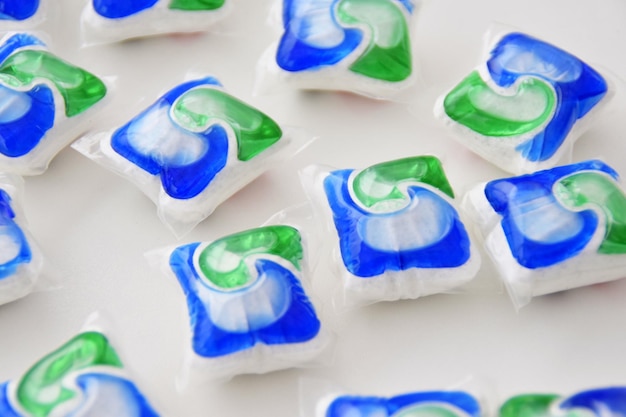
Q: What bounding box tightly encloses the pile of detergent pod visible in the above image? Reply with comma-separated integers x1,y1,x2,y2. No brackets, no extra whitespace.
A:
302,383,626,417
0,29,108,306
0,0,623,415
6,317,626,417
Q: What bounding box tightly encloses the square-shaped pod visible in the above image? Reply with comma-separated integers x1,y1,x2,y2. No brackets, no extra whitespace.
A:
303,155,480,307
164,225,328,381
0,32,108,175
435,31,610,174
257,0,420,99
463,159,626,308
74,76,297,237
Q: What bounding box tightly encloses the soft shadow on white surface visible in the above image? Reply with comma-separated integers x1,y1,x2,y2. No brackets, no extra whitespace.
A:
1,0,626,416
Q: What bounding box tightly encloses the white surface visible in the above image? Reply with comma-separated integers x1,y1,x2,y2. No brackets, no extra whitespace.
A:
1,0,626,415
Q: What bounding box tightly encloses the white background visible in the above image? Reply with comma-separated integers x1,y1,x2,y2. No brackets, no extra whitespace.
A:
1,0,626,415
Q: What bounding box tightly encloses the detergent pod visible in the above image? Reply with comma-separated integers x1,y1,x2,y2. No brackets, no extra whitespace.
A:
256,0,420,100
500,387,626,417
0,32,108,176
0,326,161,416
162,225,328,383
435,30,611,175
322,391,482,417
301,156,481,308
81,0,231,45
0,1,47,28
0,174,44,306
463,159,626,308
310,387,482,417
299,376,491,417
73,76,300,237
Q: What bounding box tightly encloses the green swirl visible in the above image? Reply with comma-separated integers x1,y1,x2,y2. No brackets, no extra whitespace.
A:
0,50,107,117
500,394,591,417
352,156,454,209
169,0,225,10
197,225,302,290
337,0,412,82
556,171,626,254
172,87,282,161
443,71,555,137
16,331,122,417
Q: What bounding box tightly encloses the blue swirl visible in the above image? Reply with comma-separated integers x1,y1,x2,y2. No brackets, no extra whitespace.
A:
93,0,159,18
324,169,471,277
0,33,46,63
0,189,32,280
395,0,414,12
277,0,363,71
0,382,20,417
560,387,626,415
485,160,617,268
169,243,321,358
0,84,55,158
327,391,481,417
0,1,39,21
111,77,228,200
486,33,607,162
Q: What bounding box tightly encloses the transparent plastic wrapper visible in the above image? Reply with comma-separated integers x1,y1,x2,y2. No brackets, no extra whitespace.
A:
0,32,109,176
0,315,161,416
81,0,231,45
73,76,309,238
463,159,626,309
301,155,481,309
256,0,420,100
500,386,626,417
146,224,331,385
0,174,45,306
299,378,486,417
434,27,613,175
0,1,47,28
